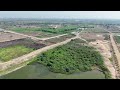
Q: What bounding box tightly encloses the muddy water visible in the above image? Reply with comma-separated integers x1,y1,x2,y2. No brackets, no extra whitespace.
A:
0,63,105,79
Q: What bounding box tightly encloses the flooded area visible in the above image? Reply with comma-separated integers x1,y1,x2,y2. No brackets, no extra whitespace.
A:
0,63,105,79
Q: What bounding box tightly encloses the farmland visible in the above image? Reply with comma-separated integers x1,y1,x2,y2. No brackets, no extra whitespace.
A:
0,38,46,62
0,45,33,62
8,24,79,38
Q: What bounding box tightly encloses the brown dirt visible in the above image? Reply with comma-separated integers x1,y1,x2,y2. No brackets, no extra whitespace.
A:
0,32,26,43
0,38,46,50
116,44,120,52
22,32,41,37
80,33,105,40
3,29,68,41
110,33,120,78
110,33,120,64
89,40,116,79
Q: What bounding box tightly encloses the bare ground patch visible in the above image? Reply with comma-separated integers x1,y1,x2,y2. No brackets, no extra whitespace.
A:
89,40,116,79
0,38,46,50
0,32,26,43
80,33,105,41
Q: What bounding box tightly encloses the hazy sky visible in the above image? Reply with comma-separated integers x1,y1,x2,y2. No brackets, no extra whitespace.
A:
0,11,120,19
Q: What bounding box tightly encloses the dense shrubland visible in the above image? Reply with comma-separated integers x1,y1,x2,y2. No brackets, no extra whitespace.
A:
36,39,111,78
11,25,79,34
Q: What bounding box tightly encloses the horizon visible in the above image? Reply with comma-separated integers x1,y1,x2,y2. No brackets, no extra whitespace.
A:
0,11,120,19
1,17,120,20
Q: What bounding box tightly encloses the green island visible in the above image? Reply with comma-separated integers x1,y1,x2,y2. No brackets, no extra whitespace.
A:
34,39,111,79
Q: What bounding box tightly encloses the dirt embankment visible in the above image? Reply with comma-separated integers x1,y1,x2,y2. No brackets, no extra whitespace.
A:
0,36,77,76
0,32,26,43
3,29,68,41
110,34,120,67
89,40,116,79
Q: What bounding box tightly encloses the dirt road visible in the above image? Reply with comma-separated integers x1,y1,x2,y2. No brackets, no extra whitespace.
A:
89,40,116,79
0,36,77,76
0,31,26,43
110,33,120,67
3,30,44,41
110,33,120,78
3,29,67,41
39,34,68,40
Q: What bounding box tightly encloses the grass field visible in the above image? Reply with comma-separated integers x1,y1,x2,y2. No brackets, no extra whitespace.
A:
10,25,79,34
0,45,34,62
40,25,79,34
9,26,78,38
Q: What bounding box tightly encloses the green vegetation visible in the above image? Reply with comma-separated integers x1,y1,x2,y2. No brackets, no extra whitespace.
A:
40,25,79,34
11,25,79,34
11,27,59,38
114,36,120,43
103,34,110,40
0,45,34,62
36,39,111,79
